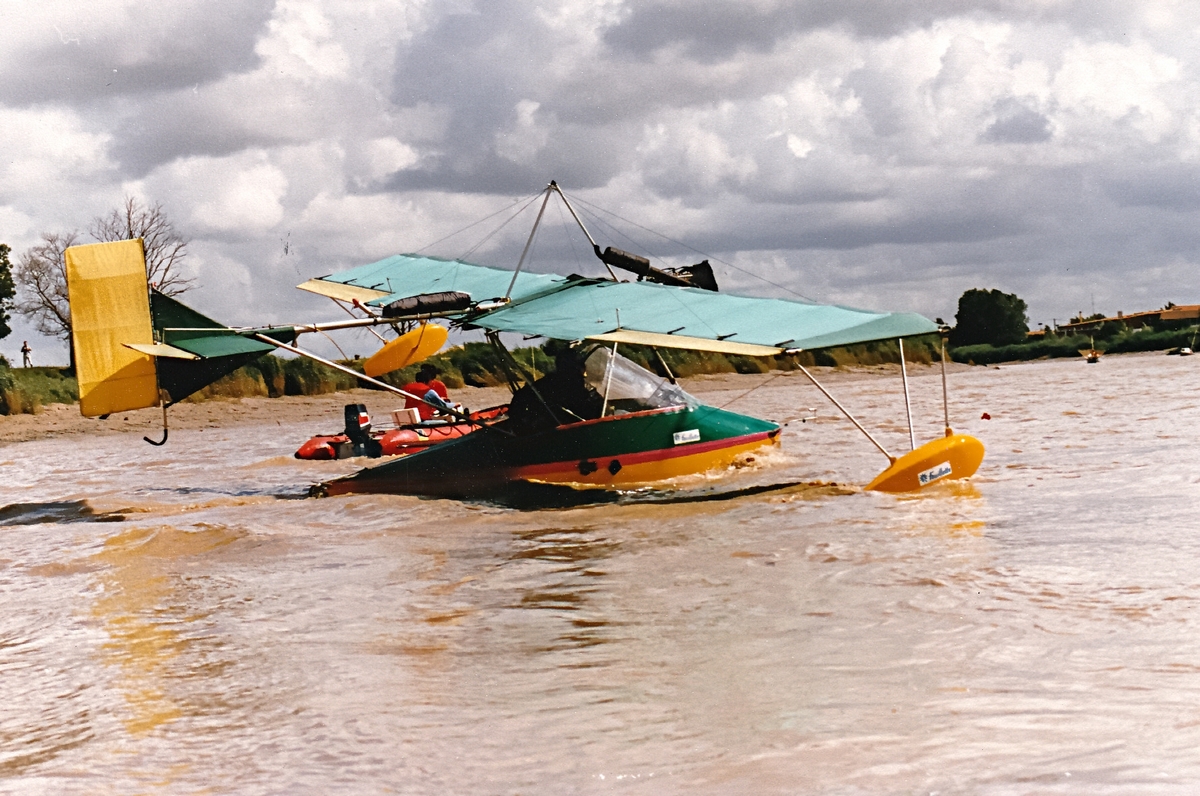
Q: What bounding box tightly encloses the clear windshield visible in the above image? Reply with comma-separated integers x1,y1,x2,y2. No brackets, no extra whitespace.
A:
583,347,698,412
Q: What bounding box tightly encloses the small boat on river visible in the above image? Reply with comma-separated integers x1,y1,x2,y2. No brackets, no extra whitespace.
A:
295,403,505,460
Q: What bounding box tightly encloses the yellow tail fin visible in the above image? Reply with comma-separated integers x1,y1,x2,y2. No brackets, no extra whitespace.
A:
65,239,160,417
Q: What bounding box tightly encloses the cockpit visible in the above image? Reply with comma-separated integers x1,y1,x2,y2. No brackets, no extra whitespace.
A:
582,347,699,415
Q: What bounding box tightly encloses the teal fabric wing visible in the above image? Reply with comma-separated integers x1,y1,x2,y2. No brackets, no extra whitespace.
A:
310,254,565,308
469,278,937,354
306,255,937,355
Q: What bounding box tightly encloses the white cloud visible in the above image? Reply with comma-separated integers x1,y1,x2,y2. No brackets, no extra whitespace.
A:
786,135,813,158
362,137,420,180
1053,39,1182,141
0,206,34,245
495,100,550,165
0,108,113,193
256,0,350,82
147,151,288,234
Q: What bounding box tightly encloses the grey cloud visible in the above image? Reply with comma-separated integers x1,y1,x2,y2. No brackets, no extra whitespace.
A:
1102,163,1200,211
392,2,543,142
0,1,274,106
110,93,299,177
843,67,910,138
601,0,1138,59
110,73,395,177
381,120,640,195
688,202,1029,255
603,1,907,58
982,98,1052,144
389,1,653,193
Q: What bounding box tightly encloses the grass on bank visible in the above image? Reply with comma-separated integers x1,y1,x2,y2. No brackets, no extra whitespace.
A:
0,364,78,415
950,325,1200,366
0,336,944,416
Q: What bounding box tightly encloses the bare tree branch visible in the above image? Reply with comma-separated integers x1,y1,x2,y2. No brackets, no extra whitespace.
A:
89,196,194,296
14,231,79,341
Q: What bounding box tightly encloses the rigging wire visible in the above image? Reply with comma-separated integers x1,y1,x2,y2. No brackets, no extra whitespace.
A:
330,296,388,343
553,197,588,276
316,328,351,361
572,203,722,336
574,204,664,262
414,192,541,257
565,190,820,304
456,193,542,261
458,193,544,262
714,370,789,410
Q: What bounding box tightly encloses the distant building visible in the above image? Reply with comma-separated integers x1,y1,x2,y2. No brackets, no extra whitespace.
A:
1161,305,1200,323
1054,304,1200,334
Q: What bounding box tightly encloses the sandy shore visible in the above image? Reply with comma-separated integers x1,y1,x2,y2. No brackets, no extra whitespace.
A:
0,361,973,446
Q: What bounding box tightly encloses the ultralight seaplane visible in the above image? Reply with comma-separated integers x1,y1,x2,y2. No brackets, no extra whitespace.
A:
65,182,984,502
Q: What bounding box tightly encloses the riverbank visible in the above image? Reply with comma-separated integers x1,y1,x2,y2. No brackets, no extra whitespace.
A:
0,361,972,446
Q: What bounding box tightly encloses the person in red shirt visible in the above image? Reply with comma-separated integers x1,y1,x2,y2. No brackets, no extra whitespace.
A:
402,363,450,420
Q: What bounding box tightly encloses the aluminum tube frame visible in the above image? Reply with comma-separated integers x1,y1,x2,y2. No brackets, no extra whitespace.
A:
251,334,494,430
899,338,915,451
795,362,894,463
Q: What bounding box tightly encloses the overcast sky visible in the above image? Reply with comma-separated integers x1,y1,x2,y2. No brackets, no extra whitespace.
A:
3,0,1199,364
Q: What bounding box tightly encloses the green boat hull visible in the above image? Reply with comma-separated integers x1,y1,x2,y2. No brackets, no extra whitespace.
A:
319,404,780,499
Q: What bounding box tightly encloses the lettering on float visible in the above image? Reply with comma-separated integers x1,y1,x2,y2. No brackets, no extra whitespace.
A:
918,461,953,485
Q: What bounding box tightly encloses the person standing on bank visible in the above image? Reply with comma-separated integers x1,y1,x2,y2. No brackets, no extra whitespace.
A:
402,363,450,420
20,341,31,368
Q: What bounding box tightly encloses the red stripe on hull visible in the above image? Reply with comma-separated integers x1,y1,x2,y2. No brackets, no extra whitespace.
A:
511,429,778,480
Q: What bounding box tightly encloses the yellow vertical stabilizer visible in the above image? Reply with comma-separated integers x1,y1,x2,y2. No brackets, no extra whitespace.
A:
65,239,160,417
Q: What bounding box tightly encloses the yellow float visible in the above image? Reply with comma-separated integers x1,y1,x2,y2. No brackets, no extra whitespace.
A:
796,335,986,494
363,323,448,377
866,433,985,492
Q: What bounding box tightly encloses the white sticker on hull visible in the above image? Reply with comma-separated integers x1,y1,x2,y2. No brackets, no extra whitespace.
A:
673,429,701,445
918,461,953,485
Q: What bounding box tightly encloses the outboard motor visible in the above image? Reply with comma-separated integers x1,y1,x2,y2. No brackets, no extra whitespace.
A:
342,403,382,458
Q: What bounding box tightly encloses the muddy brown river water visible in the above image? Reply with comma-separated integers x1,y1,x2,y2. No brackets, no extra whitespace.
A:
3,353,1200,794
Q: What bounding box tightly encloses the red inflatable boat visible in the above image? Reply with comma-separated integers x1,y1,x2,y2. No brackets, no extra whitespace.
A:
295,404,507,460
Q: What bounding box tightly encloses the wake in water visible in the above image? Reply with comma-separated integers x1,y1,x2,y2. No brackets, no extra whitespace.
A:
457,478,855,510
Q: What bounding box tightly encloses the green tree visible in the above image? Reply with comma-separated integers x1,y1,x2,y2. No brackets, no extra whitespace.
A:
950,288,1029,346
0,243,15,340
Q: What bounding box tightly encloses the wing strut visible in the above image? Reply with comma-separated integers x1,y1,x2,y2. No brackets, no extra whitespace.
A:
506,186,555,300
794,362,895,464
